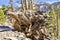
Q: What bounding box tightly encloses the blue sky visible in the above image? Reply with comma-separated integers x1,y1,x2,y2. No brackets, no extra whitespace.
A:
35,0,60,3
0,0,60,6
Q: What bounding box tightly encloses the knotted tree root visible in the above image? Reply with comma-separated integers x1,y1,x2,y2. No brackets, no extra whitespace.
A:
6,11,50,40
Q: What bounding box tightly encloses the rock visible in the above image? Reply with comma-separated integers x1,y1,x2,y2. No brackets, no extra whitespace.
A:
0,26,14,32
24,38,31,40
0,31,31,40
4,37,18,40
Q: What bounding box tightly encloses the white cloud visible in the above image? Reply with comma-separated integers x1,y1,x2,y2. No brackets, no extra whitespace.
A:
0,6,2,8
18,4,22,7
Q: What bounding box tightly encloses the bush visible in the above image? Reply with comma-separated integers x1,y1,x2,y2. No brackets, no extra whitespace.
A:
0,9,6,23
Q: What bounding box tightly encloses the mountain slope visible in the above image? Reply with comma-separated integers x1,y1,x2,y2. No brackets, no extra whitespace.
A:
52,2,60,7
35,2,50,12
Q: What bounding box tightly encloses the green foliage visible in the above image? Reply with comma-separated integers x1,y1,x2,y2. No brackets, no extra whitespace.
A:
46,5,60,37
46,10,56,27
46,5,58,37
0,9,6,23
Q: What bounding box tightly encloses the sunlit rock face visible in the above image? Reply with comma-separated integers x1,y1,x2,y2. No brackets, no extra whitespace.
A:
35,2,50,12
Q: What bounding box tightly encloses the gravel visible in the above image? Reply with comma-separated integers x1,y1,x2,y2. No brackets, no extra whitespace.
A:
0,31,31,40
